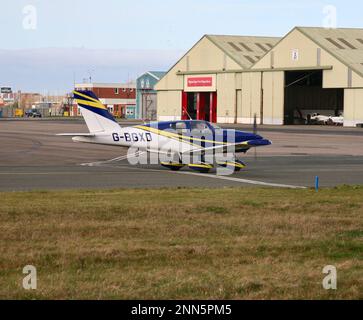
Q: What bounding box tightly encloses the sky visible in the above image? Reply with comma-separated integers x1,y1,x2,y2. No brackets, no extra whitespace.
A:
1,0,363,92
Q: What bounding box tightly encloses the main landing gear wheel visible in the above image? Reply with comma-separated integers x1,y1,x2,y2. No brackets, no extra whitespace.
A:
188,162,213,173
160,161,185,171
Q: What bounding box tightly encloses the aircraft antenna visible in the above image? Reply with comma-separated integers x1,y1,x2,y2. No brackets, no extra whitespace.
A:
253,113,257,160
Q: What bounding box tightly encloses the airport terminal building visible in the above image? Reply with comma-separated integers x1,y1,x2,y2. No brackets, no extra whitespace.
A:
155,27,363,127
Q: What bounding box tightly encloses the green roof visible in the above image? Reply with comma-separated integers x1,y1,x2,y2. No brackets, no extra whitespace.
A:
297,27,363,78
148,71,167,80
206,35,281,69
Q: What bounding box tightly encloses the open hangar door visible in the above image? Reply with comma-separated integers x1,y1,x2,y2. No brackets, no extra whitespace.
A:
284,70,344,125
182,92,217,122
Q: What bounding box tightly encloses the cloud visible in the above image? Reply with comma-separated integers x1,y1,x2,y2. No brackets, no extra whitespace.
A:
0,47,183,93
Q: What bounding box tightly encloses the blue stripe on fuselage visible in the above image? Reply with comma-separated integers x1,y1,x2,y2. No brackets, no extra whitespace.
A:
141,120,269,146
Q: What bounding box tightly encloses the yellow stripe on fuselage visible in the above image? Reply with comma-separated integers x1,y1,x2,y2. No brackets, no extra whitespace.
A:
135,125,227,147
135,125,200,147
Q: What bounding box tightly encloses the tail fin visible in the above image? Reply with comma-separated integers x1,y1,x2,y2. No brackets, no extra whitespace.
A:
73,90,121,133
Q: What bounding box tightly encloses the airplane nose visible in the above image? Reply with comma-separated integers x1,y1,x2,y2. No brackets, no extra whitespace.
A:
232,130,271,146
231,130,269,144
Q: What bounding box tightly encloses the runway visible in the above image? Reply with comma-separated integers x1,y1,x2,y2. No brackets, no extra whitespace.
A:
0,120,362,191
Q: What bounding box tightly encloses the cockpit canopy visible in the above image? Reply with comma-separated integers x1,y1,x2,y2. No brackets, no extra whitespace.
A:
145,120,221,134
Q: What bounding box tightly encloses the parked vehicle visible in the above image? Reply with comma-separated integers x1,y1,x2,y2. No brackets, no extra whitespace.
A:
25,109,42,118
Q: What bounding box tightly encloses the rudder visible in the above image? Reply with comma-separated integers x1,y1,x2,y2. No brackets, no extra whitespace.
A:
73,90,121,133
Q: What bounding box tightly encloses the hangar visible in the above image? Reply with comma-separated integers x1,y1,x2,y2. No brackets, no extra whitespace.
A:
155,27,363,127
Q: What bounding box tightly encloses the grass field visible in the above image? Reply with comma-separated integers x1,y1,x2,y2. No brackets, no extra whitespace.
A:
0,186,362,299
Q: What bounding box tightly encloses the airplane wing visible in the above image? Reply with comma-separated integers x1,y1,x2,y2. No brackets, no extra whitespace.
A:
181,139,271,155
145,148,170,155
56,133,96,137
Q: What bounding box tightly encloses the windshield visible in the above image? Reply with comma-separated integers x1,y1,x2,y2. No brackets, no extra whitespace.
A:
190,121,210,131
211,123,221,129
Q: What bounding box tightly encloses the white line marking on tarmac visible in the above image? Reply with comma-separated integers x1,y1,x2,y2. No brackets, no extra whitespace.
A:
81,158,307,189
175,171,307,189
0,164,306,188
96,164,307,188
0,171,153,175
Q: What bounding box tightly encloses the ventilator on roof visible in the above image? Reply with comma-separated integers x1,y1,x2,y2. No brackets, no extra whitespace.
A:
228,42,242,51
338,38,357,49
244,56,256,64
325,38,345,49
239,42,253,52
255,43,268,52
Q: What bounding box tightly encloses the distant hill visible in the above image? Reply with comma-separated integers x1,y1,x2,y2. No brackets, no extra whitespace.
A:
0,47,182,93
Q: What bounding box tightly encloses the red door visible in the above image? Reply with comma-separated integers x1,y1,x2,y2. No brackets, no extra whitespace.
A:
210,92,217,123
181,91,217,122
181,91,188,120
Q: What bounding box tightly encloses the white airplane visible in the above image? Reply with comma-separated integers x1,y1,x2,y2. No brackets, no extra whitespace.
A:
327,115,344,126
310,113,330,124
58,90,271,173
310,112,344,125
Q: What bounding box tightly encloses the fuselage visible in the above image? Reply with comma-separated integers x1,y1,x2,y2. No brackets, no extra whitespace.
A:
67,90,271,172
73,120,271,155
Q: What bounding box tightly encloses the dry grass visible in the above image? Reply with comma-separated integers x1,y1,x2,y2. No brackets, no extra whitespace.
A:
0,186,363,299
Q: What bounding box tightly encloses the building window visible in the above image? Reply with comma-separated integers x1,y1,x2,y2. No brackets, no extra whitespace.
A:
115,88,119,94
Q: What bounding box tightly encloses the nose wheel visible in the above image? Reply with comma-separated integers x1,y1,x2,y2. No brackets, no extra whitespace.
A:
216,159,246,171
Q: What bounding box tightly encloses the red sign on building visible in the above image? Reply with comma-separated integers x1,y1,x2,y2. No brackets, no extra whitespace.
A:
187,77,213,87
